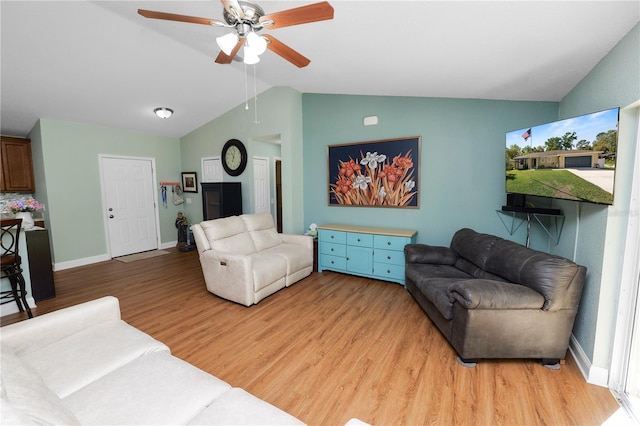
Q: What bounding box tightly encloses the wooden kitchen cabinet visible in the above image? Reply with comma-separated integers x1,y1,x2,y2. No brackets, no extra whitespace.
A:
1,136,35,192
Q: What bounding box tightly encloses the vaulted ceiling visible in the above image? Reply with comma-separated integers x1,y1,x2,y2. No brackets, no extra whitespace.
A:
2,1,638,138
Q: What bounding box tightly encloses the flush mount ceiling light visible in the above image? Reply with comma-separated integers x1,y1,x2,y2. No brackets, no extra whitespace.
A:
154,108,173,119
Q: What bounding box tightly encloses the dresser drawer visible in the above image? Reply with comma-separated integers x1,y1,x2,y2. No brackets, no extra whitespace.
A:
347,232,373,247
319,229,346,244
373,248,405,266
374,235,408,251
320,242,346,257
320,254,347,271
373,262,405,281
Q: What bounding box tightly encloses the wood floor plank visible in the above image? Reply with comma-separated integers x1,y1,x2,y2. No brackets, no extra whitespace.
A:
1,249,620,425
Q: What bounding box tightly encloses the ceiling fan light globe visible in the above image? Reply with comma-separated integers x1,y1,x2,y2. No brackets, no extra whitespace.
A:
243,45,260,64
246,32,267,55
216,32,239,55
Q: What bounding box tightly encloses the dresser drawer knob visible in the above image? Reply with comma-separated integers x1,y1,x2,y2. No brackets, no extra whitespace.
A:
387,256,391,260
387,241,391,245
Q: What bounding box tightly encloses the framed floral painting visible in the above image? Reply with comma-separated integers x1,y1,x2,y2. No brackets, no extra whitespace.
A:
328,136,421,208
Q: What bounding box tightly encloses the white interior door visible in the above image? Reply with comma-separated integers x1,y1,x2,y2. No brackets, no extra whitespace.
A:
101,156,158,257
253,156,270,214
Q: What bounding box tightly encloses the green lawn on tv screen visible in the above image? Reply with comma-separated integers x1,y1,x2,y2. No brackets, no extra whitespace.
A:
506,169,613,205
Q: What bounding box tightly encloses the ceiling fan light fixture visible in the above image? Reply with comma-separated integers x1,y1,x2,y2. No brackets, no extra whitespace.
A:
246,31,267,55
243,45,260,64
154,107,173,119
216,32,239,55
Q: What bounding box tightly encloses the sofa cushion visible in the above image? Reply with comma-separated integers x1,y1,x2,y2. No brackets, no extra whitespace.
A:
0,343,79,425
201,216,257,255
450,228,501,270
241,212,282,251
448,279,546,310
404,244,458,265
249,252,288,291
413,277,465,320
405,263,471,284
485,238,582,310
63,351,231,425
188,388,304,425
263,243,313,276
454,258,509,282
20,320,169,398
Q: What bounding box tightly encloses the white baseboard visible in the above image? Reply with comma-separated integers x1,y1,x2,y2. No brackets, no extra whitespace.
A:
569,334,609,387
161,241,177,250
54,253,111,271
0,296,36,317
53,244,177,271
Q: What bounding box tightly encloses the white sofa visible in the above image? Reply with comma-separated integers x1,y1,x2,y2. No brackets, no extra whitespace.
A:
192,213,313,307
0,296,304,425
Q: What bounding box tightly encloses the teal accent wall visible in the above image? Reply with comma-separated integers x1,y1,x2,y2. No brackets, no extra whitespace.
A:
302,94,558,245
180,86,303,233
556,23,640,368
30,119,181,264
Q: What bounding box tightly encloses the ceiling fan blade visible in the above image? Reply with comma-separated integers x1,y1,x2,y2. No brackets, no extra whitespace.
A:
221,0,245,19
215,39,244,64
138,9,226,27
260,2,334,30
264,35,310,68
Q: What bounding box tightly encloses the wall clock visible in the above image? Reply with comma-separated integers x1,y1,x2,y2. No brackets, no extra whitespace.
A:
221,139,247,176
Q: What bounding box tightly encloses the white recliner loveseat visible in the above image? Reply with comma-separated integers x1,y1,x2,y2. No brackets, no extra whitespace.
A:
191,213,313,307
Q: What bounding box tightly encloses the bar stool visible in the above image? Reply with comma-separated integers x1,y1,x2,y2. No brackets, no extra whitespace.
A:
1,218,33,318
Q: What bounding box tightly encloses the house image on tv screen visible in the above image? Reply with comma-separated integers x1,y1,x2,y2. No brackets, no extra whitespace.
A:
505,107,619,205
512,149,602,170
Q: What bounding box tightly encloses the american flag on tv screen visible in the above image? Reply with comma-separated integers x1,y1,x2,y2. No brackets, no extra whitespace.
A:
521,128,531,141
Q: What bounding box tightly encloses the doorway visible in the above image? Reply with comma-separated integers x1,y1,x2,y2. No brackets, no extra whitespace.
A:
253,156,270,214
251,134,282,231
100,155,160,258
275,159,283,233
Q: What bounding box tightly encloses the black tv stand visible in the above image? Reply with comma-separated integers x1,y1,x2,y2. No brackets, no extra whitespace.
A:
497,206,564,248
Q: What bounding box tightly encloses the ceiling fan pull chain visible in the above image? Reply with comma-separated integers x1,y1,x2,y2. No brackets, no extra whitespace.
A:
253,64,259,124
244,61,249,111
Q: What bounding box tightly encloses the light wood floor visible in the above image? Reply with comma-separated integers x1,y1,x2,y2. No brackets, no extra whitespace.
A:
2,248,620,425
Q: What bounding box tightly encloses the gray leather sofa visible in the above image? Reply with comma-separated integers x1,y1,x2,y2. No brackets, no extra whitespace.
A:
404,228,586,367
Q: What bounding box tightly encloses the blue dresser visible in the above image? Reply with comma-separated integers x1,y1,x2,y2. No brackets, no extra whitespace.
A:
317,224,417,285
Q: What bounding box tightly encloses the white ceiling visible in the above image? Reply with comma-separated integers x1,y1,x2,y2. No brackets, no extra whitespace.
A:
1,1,638,138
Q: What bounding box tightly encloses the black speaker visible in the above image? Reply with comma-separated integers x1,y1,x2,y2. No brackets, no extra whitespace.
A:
506,193,526,207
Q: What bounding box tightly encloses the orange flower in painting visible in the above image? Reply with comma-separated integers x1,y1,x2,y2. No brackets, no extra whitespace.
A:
393,155,413,170
380,164,400,182
339,159,361,178
335,177,351,194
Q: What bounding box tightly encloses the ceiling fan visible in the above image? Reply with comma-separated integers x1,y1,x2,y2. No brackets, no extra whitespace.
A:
138,0,334,68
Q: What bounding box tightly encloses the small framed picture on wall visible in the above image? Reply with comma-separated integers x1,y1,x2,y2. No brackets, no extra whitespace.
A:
181,172,198,193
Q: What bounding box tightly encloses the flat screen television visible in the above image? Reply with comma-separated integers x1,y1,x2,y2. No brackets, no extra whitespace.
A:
505,107,620,206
